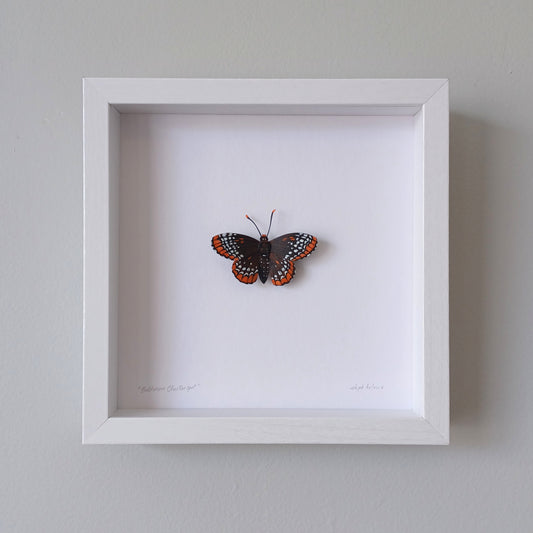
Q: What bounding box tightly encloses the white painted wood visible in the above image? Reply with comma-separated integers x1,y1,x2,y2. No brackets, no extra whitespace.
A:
111,104,422,115
84,409,447,445
421,82,450,442
86,77,447,107
412,107,425,417
82,79,113,441
83,78,449,444
108,106,120,416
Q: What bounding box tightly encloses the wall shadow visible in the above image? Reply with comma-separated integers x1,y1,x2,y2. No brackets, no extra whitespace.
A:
449,112,487,428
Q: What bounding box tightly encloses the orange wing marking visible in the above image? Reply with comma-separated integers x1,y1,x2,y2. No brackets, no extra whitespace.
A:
294,236,317,260
232,260,258,284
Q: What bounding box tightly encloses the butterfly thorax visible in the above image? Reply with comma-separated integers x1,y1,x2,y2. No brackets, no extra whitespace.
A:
259,234,270,247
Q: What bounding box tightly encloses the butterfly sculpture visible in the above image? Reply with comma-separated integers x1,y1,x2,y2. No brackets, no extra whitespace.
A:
212,210,317,286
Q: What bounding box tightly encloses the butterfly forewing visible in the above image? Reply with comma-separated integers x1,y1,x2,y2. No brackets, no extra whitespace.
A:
270,233,317,261
212,233,259,260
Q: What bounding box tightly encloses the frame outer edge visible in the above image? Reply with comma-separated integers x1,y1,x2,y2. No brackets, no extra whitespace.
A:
423,81,450,443
81,78,450,444
82,79,112,443
82,77,448,106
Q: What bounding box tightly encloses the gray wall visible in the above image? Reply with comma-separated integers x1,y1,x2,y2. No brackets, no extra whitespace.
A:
3,1,532,531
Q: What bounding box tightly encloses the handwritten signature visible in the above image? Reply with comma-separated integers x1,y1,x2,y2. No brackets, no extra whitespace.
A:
138,384,200,393
349,384,384,391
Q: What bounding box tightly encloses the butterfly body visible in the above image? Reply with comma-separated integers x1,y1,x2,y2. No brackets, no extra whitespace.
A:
212,229,317,286
257,235,272,283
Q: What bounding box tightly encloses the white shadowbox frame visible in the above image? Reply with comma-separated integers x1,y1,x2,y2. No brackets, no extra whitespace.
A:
83,78,449,444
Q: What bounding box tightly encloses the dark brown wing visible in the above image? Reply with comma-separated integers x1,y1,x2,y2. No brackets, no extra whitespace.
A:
269,254,295,286
211,233,259,260
270,233,317,261
212,233,260,284
232,255,260,284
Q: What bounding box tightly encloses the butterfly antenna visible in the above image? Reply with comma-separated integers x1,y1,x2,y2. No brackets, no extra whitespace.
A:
245,214,262,236
266,209,276,237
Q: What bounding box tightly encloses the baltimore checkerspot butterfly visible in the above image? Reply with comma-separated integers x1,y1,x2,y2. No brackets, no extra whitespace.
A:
211,210,317,286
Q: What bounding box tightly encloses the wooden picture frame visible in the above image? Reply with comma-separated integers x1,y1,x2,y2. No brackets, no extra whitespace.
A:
83,78,449,444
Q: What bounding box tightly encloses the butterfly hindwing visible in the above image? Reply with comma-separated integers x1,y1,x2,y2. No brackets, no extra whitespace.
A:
270,233,317,262
232,255,260,284
270,254,295,286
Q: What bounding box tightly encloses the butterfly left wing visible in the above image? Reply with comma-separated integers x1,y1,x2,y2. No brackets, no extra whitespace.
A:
232,255,259,284
270,233,317,261
212,233,260,284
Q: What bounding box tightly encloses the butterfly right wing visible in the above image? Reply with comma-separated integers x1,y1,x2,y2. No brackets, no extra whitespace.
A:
270,233,317,261
211,233,260,284
269,255,295,286
268,233,317,286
